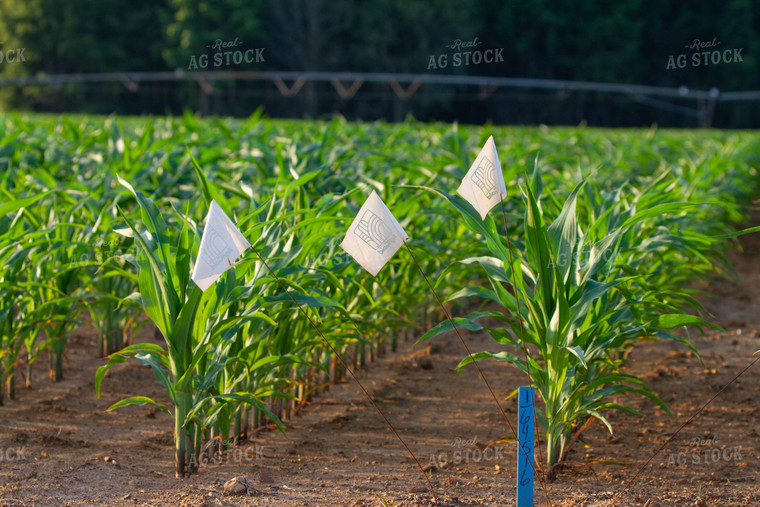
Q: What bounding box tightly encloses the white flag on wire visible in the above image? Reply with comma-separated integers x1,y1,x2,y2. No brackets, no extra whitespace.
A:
191,200,251,291
456,136,507,220
340,190,408,277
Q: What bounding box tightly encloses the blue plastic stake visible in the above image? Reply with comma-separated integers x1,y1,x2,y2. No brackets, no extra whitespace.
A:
517,386,535,507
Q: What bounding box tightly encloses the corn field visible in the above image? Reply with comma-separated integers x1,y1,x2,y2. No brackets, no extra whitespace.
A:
1,112,759,488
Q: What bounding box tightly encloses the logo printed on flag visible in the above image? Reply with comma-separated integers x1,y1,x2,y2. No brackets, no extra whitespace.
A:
203,228,234,269
471,156,498,199
354,209,393,254
191,200,251,291
340,190,408,277
456,136,507,220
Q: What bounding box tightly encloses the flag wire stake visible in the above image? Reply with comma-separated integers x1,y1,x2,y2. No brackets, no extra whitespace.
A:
247,244,439,506
499,197,549,485
616,351,760,502
403,240,552,507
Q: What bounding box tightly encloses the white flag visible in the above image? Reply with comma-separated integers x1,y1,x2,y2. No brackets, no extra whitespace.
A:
340,190,408,277
191,200,251,291
456,136,507,220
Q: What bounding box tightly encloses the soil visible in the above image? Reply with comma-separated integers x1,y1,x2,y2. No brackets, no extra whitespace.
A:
1,230,759,507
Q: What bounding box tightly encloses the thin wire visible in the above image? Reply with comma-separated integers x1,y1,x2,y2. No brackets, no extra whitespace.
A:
249,245,438,505
403,240,552,507
617,352,760,501
499,198,548,483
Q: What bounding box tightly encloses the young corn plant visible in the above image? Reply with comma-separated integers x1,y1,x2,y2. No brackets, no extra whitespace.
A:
85,229,142,357
419,167,717,478
95,175,287,477
0,192,50,401
35,198,98,381
0,283,38,402
0,189,79,389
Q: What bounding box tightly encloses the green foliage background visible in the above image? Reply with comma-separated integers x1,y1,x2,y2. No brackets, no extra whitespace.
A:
0,1,759,124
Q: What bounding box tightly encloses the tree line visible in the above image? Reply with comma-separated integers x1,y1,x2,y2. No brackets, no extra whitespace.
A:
0,0,758,126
